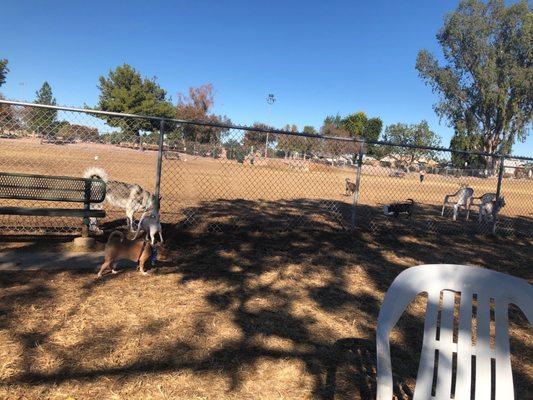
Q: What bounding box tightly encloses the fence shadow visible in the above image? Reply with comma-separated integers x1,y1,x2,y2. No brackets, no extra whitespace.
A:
1,198,531,399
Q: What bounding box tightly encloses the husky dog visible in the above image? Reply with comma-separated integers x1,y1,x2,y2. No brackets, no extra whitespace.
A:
383,199,415,218
479,196,506,222
345,178,357,196
134,210,163,245
84,167,157,232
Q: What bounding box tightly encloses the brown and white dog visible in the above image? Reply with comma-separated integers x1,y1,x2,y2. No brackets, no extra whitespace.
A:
345,178,357,196
97,231,169,278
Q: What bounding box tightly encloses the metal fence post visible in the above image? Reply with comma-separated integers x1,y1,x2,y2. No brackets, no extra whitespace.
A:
492,153,505,235
351,139,365,230
154,120,165,213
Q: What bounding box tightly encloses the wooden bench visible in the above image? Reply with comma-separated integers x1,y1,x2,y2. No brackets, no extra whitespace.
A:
0,172,106,233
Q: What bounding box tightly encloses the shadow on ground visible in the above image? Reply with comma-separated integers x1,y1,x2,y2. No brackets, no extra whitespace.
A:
0,198,531,399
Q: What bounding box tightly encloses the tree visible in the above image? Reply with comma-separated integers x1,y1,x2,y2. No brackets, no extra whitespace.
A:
416,0,532,166
175,84,230,145
31,82,58,137
97,64,175,146
58,123,99,142
450,131,486,168
243,122,275,153
323,114,343,128
320,119,353,157
275,124,300,157
0,59,8,87
341,112,383,155
0,94,20,133
382,121,441,166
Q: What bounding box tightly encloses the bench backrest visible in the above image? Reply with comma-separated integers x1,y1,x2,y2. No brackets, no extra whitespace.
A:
0,172,106,203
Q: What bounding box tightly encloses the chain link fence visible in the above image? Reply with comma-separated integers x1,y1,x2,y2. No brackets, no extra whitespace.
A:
0,100,531,238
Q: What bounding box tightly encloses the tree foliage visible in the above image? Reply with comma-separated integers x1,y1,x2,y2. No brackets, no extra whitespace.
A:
450,131,486,168
0,59,8,87
416,0,532,164
243,122,275,152
31,82,58,137
58,123,99,142
175,83,230,144
341,112,383,155
97,64,174,142
0,93,19,132
382,121,441,165
320,120,353,157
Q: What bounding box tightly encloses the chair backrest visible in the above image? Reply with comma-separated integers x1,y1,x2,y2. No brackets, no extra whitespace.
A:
480,193,496,204
376,264,532,400
456,188,474,205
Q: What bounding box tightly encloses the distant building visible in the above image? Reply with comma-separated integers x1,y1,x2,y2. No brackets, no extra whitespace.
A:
503,158,525,175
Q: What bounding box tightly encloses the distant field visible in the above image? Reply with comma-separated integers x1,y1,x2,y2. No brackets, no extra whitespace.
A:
0,138,531,233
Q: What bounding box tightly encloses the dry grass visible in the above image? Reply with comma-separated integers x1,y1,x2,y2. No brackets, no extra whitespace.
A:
0,225,532,399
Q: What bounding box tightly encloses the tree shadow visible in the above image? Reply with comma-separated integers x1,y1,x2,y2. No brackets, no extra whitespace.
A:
0,198,531,398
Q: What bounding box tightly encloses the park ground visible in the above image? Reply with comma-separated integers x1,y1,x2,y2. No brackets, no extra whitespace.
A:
0,226,531,399
0,138,532,399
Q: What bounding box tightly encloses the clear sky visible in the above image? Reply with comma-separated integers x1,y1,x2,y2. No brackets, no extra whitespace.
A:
1,0,531,156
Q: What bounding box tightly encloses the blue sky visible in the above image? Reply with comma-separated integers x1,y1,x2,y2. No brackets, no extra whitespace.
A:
1,0,531,155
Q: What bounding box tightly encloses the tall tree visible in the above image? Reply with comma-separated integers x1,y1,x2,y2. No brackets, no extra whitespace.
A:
416,0,532,166
97,64,174,145
450,131,486,168
320,119,353,157
0,59,8,87
0,94,19,133
244,122,275,152
276,124,299,157
382,121,441,166
31,82,58,137
175,84,230,144
341,112,383,142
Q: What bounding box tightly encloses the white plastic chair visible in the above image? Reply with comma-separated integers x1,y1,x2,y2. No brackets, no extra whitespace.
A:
441,187,474,221
376,264,532,400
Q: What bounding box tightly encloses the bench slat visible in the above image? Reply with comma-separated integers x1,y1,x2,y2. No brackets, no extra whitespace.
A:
0,207,106,218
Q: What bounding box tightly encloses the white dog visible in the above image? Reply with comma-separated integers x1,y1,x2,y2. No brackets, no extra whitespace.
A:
134,210,163,245
479,196,506,222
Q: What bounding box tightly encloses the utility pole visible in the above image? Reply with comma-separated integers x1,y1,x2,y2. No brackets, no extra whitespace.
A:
265,94,275,158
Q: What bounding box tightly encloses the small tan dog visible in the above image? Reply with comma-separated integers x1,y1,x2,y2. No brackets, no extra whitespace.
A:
97,231,169,278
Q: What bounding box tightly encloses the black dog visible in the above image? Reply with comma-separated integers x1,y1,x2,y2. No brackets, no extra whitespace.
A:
383,199,415,218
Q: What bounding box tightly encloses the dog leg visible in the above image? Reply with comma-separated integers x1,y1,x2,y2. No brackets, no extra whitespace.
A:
111,262,119,274
126,205,135,232
139,249,151,275
150,228,156,245
97,260,112,278
158,230,163,244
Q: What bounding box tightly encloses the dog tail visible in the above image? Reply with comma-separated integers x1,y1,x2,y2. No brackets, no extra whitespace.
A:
84,167,108,182
107,230,124,245
406,198,415,204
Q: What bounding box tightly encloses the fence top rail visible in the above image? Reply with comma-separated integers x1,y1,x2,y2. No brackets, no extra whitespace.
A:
1,99,532,162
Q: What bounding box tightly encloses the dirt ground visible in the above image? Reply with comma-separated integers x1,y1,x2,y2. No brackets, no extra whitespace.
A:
0,138,531,236
1,224,532,399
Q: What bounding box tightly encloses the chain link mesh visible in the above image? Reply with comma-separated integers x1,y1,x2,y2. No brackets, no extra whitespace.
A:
0,101,531,238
